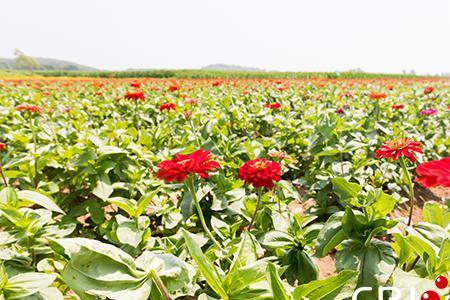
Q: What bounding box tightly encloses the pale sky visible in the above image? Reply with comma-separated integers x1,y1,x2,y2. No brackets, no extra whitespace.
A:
1,0,449,74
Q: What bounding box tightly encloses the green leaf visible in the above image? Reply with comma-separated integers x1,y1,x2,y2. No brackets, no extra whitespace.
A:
107,197,137,217
335,240,396,299
260,231,294,249
228,232,257,274
62,263,150,300
292,270,358,300
224,261,267,295
0,262,7,290
267,263,291,300
315,212,346,257
17,190,64,214
135,188,160,217
283,250,318,285
182,229,228,300
0,187,18,205
331,177,361,203
116,220,144,247
366,189,396,219
34,287,64,300
423,202,444,227
92,174,114,200
4,273,56,299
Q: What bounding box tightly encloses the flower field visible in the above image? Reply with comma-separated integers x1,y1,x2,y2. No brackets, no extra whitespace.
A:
0,76,449,299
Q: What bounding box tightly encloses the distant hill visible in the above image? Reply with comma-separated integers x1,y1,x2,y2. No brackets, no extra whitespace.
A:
0,57,98,71
202,64,264,72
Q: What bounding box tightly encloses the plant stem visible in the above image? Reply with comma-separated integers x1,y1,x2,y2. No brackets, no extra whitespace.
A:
30,117,39,188
150,269,172,300
0,161,8,187
405,255,420,272
248,188,262,231
188,118,201,147
399,157,415,227
186,176,221,249
133,100,140,141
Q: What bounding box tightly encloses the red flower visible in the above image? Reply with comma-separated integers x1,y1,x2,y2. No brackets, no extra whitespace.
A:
168,83,180,92
391,104,405,110
212,80,223,87
264,102,281,109
130,81,141,88
336,107,345,114
155,149,220,182
159,103,176,111
424,86,434,95
375,138,423,162
238,158,281,189
16,104,42,114
369,92,387,100
415,157,450,188
0,143,6,151
125,91,145,101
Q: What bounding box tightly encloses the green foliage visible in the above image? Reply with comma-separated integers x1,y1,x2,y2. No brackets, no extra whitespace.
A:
0,77,448,299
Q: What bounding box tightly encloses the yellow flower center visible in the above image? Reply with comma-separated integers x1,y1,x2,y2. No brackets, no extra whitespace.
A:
177,159,192,166
253,161,268,170
386,138,408,150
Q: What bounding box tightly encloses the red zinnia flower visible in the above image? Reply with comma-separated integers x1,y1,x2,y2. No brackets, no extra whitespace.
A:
168,83,180,92
212,80,223,87
16,104,42,114
130,81,141,88
415,157,450,188
125,91,145,101
336,107,345,114
238,158,281,189
159,103,176,111
369,92,387,100
155,149,220,182
264,102,281,109
424,86,434,95
391,104,405,110
375,138,423,162
0,143,6,151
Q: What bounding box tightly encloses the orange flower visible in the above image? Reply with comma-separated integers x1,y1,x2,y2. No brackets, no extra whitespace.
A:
0,143,6,151
369,92,387,100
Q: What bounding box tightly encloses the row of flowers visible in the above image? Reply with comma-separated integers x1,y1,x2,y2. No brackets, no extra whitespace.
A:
152,140,449,235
